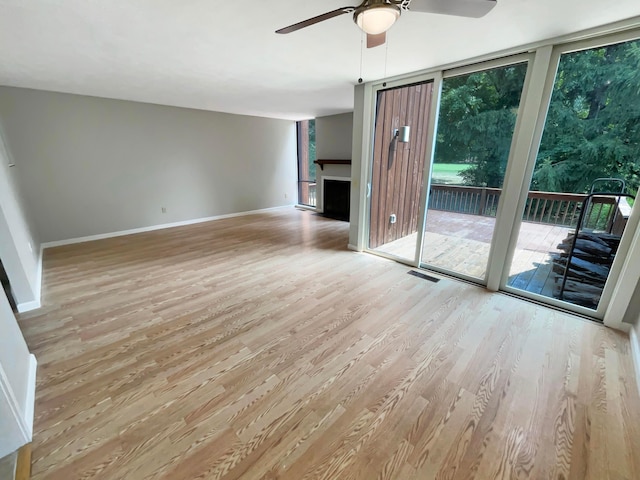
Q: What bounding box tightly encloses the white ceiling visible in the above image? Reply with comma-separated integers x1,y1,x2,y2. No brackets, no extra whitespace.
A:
0,1,639,120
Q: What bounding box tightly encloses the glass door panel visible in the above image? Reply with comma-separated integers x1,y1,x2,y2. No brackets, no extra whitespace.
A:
421,63,529,280
369,81,434,263
506,39,640,311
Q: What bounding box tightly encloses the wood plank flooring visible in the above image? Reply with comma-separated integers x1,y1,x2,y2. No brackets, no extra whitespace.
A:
17,208,640,479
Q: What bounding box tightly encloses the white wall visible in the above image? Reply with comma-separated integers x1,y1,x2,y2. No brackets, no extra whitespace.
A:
349,84,368,248
0,87,298,243
0,132,40,308
315,113,353,213
631,308,640,396
0,289,34,458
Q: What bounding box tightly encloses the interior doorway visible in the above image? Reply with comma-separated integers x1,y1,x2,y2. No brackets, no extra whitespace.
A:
0,260,17,312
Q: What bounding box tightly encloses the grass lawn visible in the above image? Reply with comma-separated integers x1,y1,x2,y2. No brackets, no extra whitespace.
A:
431,163,471,185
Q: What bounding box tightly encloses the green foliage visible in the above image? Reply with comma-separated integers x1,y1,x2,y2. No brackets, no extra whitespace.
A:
308,119,316,180
435,39,640,194
435,64,528,188
431,163,470,184
533,40,640,194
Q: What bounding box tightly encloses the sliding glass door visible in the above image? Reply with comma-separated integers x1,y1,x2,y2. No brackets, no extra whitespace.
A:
420,62,529,280
364,32,639,319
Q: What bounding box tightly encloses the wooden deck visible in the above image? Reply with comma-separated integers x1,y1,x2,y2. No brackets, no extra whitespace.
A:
374,210,572,294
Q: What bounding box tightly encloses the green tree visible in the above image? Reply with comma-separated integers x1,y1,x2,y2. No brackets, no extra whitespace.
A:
532,40,640,194
435,39,640,194
435,64,527,187
308,119,316,180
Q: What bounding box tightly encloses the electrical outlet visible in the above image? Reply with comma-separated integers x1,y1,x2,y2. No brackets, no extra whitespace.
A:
161,207,167,213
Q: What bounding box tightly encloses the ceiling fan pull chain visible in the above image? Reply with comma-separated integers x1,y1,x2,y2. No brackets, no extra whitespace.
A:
384,34,390,80
358,29,365,83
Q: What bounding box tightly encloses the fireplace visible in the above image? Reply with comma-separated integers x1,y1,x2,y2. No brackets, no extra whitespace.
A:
323,179,350,222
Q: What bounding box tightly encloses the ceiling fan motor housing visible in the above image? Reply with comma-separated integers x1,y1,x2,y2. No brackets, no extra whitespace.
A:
354,0,402,35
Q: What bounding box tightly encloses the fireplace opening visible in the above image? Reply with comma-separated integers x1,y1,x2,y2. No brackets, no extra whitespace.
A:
323,180,350,222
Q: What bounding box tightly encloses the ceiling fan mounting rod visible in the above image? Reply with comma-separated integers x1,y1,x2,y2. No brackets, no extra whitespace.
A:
355,0,404,12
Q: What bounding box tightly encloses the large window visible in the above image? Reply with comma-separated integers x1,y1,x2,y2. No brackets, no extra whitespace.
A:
362,30,640,320
505,38,640,312
297,119,316,207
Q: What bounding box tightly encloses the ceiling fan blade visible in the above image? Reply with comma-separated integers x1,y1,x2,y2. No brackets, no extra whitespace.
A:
407,0,497,18
276,7,356,34
367,32,386,49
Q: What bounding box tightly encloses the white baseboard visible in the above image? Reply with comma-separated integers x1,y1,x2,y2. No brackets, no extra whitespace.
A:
631,326,640,397
295,204,317,212
41,205,292,249
15,248,44,313
16,299,41,313
348,243,361,252
24,354,37,439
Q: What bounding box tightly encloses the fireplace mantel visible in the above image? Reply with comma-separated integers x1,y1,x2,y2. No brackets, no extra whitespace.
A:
314,159,351,170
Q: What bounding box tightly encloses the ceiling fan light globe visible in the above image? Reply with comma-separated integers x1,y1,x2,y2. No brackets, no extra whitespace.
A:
355,6,400,35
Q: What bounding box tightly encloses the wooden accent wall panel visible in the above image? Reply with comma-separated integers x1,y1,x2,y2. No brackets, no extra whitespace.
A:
369,82,433,249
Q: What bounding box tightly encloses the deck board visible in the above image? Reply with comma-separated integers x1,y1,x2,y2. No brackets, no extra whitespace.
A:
374,210,571,294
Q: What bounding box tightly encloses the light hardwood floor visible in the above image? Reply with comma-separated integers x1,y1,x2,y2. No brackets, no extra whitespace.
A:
18,208,640,479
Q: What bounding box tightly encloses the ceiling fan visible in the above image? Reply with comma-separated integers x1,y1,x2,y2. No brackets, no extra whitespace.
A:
276,0,497,48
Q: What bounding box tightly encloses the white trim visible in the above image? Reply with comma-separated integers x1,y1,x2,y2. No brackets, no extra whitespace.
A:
347,243,361,252
35,245,43,302
443,53,533,79
631,326,640,397
364,20,640,88
24,354,37,439
322,176,351,180
16,300,41,313
0,363,29,444
41,206,292,249
414,73,443,267
319,176,351,214
295,204,317,212
356,83,375,251
604,195,640,329
13,243,45,312
492,47,555,292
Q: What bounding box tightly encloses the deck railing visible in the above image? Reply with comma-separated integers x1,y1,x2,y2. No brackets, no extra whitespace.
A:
299,182,317,207
429,184,631,231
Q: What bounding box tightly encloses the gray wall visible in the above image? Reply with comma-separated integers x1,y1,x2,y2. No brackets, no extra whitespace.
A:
0,87,298,243
315,113,353,213
0,133,40,307
0,287,33,457
316,113,353,160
